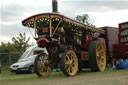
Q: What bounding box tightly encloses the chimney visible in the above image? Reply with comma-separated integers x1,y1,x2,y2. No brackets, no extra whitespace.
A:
52,0,58,12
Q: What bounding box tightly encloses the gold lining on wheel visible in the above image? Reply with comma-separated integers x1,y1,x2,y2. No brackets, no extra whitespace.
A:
96,42,106,71
37,54,51,77
65,51,78,76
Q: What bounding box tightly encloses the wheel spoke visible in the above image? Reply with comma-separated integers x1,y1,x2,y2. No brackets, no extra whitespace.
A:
70,66,73,73
39,62,45,71
65,60,70,65
96,49,103,54
67,55,70,61
67,65,71,73
65,55,71,65
70,55,73,61
97,60,104,66
65,63,69,68
71,62,74,67
97,44,102,51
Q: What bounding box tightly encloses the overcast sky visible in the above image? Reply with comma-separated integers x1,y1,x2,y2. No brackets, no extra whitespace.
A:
0,0,128,44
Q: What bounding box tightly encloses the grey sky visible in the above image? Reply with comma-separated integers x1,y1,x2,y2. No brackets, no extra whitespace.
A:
0,0,128,43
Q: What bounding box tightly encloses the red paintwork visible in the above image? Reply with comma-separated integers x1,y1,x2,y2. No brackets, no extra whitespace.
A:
82,37,92,48
88,37,92,43
80,52,88,60
37,38,49,47
82,44,88,48
113,43,128,60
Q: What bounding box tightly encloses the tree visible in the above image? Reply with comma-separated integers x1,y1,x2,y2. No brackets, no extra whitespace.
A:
0,42,10,53
76,13,95,27
0,33,31,65
0,33,31,53
12,33,30,53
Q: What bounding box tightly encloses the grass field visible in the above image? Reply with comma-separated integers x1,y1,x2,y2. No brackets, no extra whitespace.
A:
0,69,128,85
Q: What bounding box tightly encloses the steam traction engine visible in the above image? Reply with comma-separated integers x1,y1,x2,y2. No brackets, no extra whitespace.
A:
22,0,106,77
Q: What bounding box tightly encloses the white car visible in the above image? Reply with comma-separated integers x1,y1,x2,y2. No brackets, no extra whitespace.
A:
10,46,47,73
10,55,36,73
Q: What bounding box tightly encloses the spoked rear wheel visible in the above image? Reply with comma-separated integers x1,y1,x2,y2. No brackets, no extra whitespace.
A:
88,40,106,72
34,53,51,77
61,50,78,77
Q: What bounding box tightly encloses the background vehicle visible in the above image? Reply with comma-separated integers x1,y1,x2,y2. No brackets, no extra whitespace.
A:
10,46,47,73
100,22,128,67
113,22,128,61
22,0,106,77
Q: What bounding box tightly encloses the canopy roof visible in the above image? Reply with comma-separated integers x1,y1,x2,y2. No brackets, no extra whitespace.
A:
22,13,105,34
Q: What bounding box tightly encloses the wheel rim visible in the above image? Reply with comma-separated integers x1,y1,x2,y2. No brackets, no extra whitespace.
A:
37,54,51,77
96,42,106,71
65,51,78,76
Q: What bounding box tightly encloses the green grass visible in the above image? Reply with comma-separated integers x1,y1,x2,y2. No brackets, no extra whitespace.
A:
1,65,10,71
0,69,128,85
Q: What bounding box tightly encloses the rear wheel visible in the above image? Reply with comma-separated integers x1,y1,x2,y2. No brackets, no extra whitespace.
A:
34,53,51,77
88,40,106,72
61,50,78,77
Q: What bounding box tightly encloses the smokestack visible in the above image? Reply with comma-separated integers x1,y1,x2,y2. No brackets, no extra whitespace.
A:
52,0,58,12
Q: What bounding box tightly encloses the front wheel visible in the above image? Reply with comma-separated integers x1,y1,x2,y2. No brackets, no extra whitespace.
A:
61,50,78,77
29,66,34,73
34,53,51,77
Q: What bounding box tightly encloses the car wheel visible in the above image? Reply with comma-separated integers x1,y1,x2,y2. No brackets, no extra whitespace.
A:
29,66,35,73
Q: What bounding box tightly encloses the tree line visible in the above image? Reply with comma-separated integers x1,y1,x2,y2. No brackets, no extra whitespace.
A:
0,33,31,64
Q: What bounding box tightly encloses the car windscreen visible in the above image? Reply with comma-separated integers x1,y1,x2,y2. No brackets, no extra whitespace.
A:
18,55,36,62
20,50,30,59
33,50,44,55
